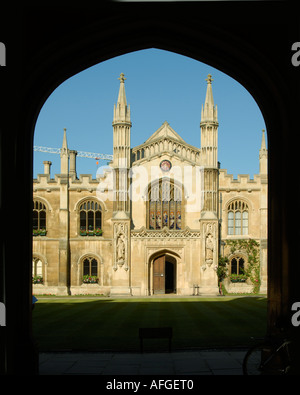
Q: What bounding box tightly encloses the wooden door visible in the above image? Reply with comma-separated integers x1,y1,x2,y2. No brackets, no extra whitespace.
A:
153,256,165,294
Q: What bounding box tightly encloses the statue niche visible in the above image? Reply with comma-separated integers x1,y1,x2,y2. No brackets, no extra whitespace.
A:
113,222,128,271
205,233,214,266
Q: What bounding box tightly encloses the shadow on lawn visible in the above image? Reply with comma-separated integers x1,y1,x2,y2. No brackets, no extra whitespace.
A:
32,296,267,352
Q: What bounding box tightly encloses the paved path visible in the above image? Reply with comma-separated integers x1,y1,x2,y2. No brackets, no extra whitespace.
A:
39,349,245,375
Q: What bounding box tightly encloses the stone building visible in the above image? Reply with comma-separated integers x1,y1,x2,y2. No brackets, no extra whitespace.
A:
32,73,267,296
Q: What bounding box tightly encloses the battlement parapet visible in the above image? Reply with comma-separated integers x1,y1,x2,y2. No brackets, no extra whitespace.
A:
219,169,265,187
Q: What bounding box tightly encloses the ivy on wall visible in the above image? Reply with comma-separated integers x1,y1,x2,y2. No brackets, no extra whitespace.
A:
224,239,260,294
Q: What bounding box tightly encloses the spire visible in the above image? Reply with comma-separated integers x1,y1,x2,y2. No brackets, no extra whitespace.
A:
260,129,267,153
112,73,132,213
201,74,218,123
61,128,68,153
60,128,69,174
259,129,268,174
117,73,127,105
113,73,131,123
200,74,219,169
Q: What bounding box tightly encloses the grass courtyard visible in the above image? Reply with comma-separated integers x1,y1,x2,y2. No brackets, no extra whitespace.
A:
32,296,267,352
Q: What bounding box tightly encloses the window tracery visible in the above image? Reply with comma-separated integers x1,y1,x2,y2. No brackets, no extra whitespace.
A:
79,200,102,233
33,200,47,234
148,179,182,230
227,200,248,235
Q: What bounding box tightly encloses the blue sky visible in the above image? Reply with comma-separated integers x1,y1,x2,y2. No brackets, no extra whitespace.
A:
33,48,267,179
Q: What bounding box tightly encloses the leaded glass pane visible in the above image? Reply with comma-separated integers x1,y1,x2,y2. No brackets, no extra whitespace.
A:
242,211,248,235
231,258,237,274
33,211,38,230
235,211,241,235
162,201,168,227
169,201,175,229
36,259,43,276
40,211,46,229
239,258,245,274
228,211,234,235
88,211,94,229
95,211,101,229
176,203,182,229
149,201,155,229
83,259,90,276
91,258,98,276
156,209,162,229
80,210,86,229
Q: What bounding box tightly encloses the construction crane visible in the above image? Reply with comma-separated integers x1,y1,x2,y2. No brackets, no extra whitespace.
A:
34,146,113,162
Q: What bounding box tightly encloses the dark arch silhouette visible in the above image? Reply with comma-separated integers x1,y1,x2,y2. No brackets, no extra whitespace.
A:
1,2,299,374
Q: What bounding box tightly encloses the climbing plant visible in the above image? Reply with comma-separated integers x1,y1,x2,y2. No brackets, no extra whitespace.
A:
216,255,229,283
225,239,260,293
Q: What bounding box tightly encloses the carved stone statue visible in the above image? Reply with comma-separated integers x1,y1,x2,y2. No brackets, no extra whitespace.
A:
117,234,125,263
205,233,214,265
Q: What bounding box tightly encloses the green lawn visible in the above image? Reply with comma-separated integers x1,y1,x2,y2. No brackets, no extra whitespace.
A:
32,296,267,352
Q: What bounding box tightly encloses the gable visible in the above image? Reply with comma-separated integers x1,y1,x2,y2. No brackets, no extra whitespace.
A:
144,121,186,144
132,121,201,165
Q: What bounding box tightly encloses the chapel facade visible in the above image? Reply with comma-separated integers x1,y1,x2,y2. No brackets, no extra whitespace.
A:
32,74,268,296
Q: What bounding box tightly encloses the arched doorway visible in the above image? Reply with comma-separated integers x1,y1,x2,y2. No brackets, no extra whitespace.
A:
152,254,177,295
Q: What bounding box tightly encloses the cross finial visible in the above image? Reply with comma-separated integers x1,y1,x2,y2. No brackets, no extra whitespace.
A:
118,73,126,83
206,74,213,84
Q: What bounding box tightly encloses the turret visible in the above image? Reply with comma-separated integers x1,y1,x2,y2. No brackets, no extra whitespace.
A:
199,74,219,295
200,74,219,169
111,73,132,291
200,75,219,214
60,128,69,175
259,129,268,175
112,73,132,170
112,73,132,214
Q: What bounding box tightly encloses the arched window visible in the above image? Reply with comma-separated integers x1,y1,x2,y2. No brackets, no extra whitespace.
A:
148,179,182,230
227,200,248,235
33,200,47,235
32,256,44,283
82,256,99,283
79,200,102,235
229,255,247,282
230,256,245,275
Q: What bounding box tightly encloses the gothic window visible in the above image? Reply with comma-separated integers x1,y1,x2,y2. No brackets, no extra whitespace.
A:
32,256,44,283
33,200,47,233
148,179,182,230
227,200,248,235
230,256,245,275
79,200,102,233
82,256,99,283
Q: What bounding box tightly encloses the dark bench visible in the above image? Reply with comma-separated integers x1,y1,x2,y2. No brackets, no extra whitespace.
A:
139,327,173,353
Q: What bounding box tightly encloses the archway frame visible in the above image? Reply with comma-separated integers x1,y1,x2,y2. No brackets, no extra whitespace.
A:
2,3,299,374
148,250,180,296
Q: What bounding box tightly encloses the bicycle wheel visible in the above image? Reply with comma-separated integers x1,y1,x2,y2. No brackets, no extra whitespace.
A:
243,344,266,375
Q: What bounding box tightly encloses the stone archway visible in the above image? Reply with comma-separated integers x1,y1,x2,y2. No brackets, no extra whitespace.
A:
149,250,180,295
2,2,299,375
